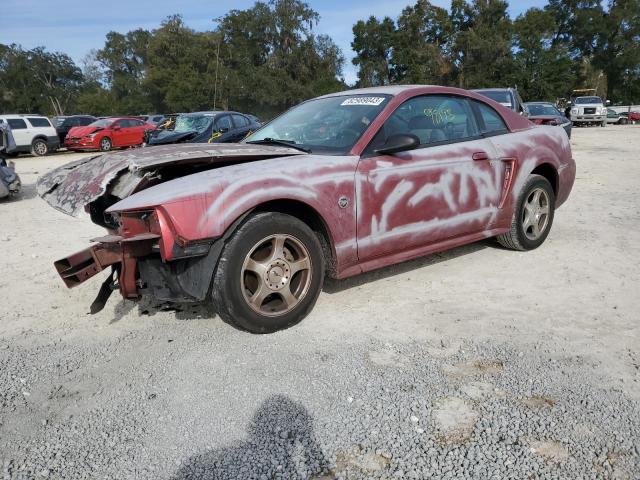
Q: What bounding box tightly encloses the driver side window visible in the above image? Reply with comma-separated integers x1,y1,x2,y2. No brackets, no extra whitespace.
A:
367,95,479,153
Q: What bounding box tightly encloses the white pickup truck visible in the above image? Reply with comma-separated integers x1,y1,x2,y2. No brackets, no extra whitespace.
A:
568,96,607,127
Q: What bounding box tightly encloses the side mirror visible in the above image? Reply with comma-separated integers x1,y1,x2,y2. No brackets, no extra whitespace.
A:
374,133,420,155
218,126,229,133
112,125,121,131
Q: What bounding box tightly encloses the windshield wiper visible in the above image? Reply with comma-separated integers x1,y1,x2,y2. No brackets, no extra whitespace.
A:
246,138,311,153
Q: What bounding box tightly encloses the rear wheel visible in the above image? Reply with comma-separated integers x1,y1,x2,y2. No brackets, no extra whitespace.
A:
31,138,48,156
212,212,325,333
99,137,112,152
496,174,555,251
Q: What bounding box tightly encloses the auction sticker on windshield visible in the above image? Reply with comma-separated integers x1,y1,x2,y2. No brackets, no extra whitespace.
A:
341,97,386,106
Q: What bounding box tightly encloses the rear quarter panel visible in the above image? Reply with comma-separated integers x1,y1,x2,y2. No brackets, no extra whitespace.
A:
489,125,574,221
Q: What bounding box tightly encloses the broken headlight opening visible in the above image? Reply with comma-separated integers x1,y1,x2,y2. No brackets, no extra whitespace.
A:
170,238,213,259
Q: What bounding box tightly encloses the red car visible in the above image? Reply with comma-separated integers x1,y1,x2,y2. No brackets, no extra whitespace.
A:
620,111,640,123
64,117,155,152
39,86,575,333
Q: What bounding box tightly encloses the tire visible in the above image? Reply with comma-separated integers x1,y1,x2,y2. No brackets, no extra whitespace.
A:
212,212,325,333
31,138,48,156
496,174,555,251
99,137,112,152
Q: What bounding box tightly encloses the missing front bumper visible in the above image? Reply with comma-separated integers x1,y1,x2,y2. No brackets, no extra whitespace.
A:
54,232,160,300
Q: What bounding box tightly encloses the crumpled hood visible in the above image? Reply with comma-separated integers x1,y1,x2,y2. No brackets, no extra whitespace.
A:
147,129,198,145
37,143,304,217
67,125,102,138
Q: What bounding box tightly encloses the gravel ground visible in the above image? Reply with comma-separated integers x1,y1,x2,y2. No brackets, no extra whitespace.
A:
1,126,639,480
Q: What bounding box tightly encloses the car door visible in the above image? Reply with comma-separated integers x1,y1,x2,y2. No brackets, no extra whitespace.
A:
128,119,147,145
110,119,128,146
356,94,508,262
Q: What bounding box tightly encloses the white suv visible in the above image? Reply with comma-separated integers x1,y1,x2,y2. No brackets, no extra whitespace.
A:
0,115,60,156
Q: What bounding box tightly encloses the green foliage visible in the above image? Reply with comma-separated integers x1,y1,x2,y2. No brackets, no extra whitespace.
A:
352,0,640,103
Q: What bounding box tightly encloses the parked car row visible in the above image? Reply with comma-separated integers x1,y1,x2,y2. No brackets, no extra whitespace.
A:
0,109,263,156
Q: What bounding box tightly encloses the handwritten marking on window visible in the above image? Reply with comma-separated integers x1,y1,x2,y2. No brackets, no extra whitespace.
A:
423,107,455,125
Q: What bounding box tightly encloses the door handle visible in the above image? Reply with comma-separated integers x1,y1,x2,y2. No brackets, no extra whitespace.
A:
472,151,489,161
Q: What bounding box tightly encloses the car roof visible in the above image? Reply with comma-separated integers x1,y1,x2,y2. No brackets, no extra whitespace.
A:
524,102,555,105
319,85,436,98
181,111,221,117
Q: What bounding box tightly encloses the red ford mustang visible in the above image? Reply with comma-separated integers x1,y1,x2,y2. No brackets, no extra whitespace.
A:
65,117,155,152
39,86,575,333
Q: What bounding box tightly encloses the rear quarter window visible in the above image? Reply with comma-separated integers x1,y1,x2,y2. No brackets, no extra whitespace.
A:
473,101,509,136
27,117,52,128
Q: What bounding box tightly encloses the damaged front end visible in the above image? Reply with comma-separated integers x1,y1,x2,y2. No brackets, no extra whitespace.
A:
53,208,223,313
38,143,304,313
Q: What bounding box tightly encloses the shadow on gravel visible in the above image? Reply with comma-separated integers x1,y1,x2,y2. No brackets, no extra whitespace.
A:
110,297,218,324
0,181,38,202
172,395,330,479
324,240,489,293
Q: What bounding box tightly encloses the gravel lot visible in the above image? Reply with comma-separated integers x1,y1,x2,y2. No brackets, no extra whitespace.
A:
1,126,639,479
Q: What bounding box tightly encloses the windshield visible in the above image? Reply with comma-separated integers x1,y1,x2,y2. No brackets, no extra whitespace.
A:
476,91,513,108
174,115,213,133
575,96,603,104
527,104,562,116
89,119,114,128
245,94,392,154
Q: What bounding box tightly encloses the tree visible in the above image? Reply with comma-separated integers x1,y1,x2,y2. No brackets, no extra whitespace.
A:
0,44,83,115
216,0,345,118
510,8,575,100
392,0,454,84
351,16,396,87
450,0,515,88
592,0,640,102
96,29,152,113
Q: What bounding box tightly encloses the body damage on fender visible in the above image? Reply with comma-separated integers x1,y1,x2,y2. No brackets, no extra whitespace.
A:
37,85,576,324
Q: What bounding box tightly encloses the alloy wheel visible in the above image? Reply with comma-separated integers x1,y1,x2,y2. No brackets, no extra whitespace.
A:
33,141,47,156
241,234,312,317
522,187,550,241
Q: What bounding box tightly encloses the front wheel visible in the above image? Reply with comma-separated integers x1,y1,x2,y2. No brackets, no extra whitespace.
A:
212,212,325,333
99,137,112,152
496,174,555,251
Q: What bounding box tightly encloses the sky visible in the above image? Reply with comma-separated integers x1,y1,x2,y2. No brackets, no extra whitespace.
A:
1,0,548,85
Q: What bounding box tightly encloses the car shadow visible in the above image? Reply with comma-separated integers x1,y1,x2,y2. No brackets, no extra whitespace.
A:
0,181,38,202
106,240,493,325
171,394,331,480
109,297,218,324
323,240,491,294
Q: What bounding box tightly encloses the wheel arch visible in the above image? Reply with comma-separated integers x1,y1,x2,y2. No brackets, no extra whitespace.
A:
530,162,559,198
246,199,338,277
31,134,48,144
